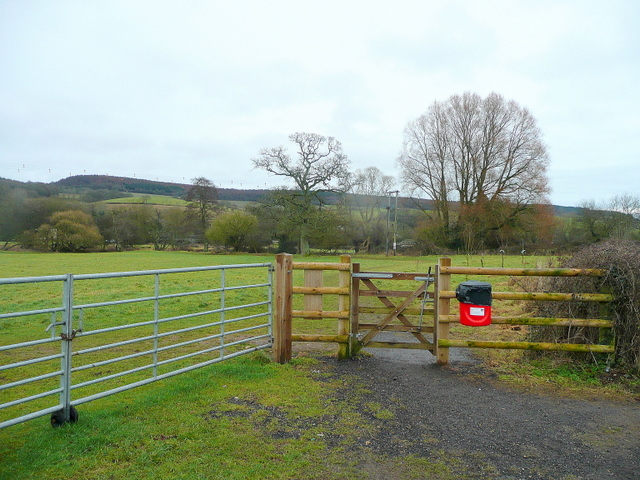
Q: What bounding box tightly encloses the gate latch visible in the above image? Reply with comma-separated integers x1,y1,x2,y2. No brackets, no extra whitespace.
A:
60,329,82,341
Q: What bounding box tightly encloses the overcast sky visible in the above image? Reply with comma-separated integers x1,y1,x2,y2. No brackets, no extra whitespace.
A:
1,0,638,207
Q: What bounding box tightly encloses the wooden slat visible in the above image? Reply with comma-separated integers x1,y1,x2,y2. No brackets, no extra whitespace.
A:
358,323,434,333
359,279,415,328
440,266,606,277
291,334,349,343
293,286,350,295
438,339,614,353
439,290,614,302
292,262,350,271
292,310,349,319
356,272,434,281
359,306,434,316
365,341,434,350
438,315,614,327
304,269,323,321
359,289,434,298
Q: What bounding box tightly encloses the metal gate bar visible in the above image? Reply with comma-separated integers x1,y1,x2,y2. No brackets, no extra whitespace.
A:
0,263,273,429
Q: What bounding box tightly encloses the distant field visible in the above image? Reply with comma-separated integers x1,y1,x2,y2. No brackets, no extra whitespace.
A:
101,194,188,206
0,250,549,278
220,200,258,208
0,250,547,344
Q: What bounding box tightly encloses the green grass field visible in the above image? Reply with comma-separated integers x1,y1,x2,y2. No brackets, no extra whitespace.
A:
0,250,630,479
101,195,188,206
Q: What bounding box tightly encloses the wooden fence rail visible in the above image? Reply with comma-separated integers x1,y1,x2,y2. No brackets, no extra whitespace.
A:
434,257,615,364
438,291,614,302
274,255,616,365
439,266,607,277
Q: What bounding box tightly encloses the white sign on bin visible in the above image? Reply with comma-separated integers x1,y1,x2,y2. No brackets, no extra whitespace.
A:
470,306,485,316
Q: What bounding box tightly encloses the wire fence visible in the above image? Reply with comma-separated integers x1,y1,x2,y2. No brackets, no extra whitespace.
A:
0,263,273,429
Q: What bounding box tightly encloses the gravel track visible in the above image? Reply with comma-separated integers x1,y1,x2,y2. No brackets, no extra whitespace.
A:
322,337,640,480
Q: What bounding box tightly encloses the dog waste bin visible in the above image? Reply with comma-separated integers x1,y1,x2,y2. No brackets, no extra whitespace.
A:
455,281,492,326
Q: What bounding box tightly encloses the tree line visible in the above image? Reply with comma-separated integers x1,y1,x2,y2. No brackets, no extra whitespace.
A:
1,92,638,254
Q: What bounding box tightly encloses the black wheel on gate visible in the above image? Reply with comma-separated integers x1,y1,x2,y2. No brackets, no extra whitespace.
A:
50,406,79,427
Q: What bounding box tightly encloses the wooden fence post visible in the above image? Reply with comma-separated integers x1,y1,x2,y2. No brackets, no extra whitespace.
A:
337,255,352,359
274,253,293,363
350,262,361,356
435,257,451,364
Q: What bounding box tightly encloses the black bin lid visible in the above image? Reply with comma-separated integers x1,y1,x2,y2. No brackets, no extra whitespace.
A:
455,280,492,306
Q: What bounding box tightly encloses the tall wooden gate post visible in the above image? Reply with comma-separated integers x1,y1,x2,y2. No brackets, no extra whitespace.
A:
435,257,451,364
274,253,293,364
350,262,361,356
337,255,352,359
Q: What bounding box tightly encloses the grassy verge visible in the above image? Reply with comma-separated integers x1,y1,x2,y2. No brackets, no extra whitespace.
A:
483,353,640,400
0,352,464,480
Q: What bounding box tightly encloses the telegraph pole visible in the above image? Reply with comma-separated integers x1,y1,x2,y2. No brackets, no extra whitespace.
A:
387,190,399,256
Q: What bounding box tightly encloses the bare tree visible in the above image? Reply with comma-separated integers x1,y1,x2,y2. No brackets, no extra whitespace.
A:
352,167,395,221
184,177,219,249
252,132,350,255
610,194,640,239
579,194,640,241
397,92,550,249
610,193,640,218
350,166,395,252
398,101,453,236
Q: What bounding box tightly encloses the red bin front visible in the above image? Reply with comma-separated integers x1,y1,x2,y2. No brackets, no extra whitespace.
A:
459,302,492,326
456,281,492,327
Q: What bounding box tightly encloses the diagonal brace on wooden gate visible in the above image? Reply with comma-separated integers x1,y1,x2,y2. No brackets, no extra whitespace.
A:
358,278,433,348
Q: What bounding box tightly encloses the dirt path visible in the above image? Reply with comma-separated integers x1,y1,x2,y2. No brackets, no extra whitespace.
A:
324,340,640,480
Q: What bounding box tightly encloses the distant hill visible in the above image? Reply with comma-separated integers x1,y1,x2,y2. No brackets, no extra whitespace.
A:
52,175,426,207
54,175,189,197
53,175,269,202
552,204,581,217
2,174,582,216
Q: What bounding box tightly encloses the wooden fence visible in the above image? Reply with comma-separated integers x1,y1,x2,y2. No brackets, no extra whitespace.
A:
273,255,616,364
434,257,615,364
273,254,352,363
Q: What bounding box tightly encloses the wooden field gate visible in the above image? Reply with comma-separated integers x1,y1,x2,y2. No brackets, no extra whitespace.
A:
272,254,616,364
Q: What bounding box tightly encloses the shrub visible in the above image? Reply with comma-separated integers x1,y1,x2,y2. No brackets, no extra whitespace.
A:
527,239,640,372
20,210,103,252
206,211,262,252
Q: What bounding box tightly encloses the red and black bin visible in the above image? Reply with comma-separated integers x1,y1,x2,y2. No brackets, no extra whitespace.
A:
455,280,492,327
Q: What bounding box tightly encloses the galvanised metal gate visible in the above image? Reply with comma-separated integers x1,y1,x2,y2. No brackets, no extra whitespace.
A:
0,263,273,429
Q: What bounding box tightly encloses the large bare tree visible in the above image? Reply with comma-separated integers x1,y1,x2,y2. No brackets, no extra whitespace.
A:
399,101,454,236
397,92,550,248
252,132,350,255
